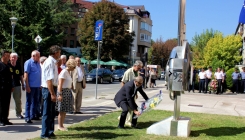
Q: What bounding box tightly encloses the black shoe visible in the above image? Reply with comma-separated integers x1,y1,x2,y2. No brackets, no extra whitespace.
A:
25,119,33,123
17,115,24,119
0,122,5,126
31,117,41,120
131,125,140,129
117,125,125,129
76,112,83,114
4,121,13,125
49,133,56,137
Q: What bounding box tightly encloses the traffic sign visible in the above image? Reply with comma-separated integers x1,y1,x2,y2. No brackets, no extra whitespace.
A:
94,20,104,41
34,35,42,43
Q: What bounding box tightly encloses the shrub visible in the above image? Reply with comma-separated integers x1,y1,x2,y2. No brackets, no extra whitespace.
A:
226,68,235,89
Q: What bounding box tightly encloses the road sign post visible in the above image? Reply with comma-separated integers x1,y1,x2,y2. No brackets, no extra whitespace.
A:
34,35,42,53
94,20,104,99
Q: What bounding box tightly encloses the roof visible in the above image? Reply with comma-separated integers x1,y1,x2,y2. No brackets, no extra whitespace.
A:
70,0,95,10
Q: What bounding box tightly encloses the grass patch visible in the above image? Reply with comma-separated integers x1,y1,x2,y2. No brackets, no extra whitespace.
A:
33,110,245,140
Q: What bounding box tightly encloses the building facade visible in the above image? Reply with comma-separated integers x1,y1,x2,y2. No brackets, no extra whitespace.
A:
63,0,153,63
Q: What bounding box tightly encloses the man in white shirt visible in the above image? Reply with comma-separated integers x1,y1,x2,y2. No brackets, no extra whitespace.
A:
240,67,245,93
214,68,224,94
60,55,66,69
40,45,61,139
198,68,206,93
71,57,86,114
205,66,212,93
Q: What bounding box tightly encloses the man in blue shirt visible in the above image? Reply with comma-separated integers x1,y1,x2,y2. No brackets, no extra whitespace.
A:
24,50,41,123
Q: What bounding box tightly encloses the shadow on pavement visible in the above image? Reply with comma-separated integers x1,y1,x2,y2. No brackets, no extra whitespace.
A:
191,127,245,137
57,132,131,139
0,125,40,133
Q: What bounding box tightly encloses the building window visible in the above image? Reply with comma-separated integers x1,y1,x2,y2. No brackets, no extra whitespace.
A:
70,40,74,48
64,27,68,34
71,28,75,36
141,22,145,29
76,41,81,47
140,34,144,41
63,40,67,47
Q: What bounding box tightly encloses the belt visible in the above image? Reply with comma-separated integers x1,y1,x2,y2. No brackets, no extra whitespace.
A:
77,81,82,83
200,79,205,80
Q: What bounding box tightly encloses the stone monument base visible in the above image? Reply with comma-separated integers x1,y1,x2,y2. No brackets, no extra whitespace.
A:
146,116,191,137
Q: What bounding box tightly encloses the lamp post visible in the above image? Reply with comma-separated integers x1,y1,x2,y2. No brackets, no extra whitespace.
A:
132,50,135,65
10,17,18,53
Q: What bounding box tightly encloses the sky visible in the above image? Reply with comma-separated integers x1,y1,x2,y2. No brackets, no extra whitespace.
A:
89,0,243,43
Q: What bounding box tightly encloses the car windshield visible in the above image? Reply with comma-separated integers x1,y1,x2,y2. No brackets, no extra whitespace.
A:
89,69,103,74
113,69,123,74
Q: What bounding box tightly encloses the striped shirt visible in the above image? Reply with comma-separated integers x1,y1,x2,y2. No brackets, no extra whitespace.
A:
41,56,58,87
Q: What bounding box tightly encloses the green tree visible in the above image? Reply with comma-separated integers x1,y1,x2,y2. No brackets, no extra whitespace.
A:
191,29,219,69
203,34,242,71
77,0,134,61
0,0,76,56
149,38,177,68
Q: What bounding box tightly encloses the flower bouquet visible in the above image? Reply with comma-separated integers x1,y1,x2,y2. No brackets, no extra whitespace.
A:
134,90,163,119
208,79,218,93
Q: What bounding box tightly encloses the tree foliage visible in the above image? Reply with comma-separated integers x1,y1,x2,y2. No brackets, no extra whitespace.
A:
149,37,177,68
0,0,76,56
77,0,134,61
203,34,242,71
191,29,219,68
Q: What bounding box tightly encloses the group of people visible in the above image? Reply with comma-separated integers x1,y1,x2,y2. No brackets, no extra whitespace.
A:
0,45,86,139
191,66,245,94
138,66,158,89
192,66,226,95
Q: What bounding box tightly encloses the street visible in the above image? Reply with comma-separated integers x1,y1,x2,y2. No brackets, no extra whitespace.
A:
9,79,166,111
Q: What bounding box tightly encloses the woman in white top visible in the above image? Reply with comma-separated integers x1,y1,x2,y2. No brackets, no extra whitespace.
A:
56,59,76,131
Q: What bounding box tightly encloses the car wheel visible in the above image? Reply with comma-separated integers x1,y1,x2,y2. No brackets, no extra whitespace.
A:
99,78,103,84
109,77,113,83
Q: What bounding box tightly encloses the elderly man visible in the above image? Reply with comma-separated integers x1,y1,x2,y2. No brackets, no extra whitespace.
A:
114,76,149,129
9,53,25,119
121,60,143,86
120,60,143,126
41,45,61,139
60,55,66,69
0,50,14,126
71,57,86,114
24,50,41,123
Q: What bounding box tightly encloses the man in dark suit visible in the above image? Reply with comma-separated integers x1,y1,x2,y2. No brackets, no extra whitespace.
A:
114,76,149,129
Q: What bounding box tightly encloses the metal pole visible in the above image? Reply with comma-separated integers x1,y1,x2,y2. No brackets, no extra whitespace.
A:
177,0,182,46
95,41,101,99
11,25,15,52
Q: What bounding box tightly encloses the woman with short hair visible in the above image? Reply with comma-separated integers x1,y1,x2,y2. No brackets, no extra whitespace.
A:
56,59,76,131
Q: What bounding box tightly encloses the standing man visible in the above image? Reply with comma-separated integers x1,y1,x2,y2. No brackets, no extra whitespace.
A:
205,66,212,93
71,57,86,114
24,50,41,123
145,67,150,88
121,60,143,86
139,66,146,88
0,50,14,126
188,67,197,93
240,67,245,93
120,60,143,126
198,68,206,93
114,76,149,129
60,55,66,69
214,68,224,95
41,45,61,139
231,68,240,93
9,53,25,119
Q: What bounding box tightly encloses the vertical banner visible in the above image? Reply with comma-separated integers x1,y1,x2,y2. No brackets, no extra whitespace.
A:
94,20,104,41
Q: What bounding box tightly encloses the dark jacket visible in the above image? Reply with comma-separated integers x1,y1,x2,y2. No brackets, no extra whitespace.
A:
114,80,149,110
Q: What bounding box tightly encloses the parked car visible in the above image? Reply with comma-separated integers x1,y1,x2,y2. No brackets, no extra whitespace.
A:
112,69,126,81
86,68,113,83
160,71,165,80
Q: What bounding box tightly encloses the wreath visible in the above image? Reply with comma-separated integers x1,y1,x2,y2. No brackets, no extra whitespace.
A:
208,79,218,93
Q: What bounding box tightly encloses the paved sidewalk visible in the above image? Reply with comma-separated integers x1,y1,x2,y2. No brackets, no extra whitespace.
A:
0,84,245,140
